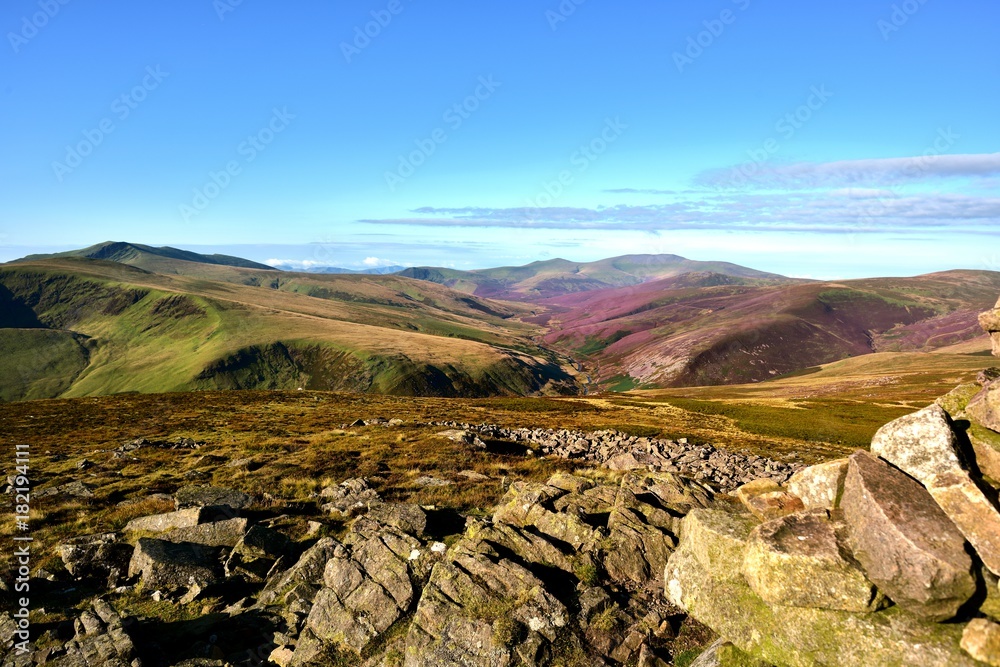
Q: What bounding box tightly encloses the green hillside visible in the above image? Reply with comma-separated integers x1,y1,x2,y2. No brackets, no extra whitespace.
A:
0,258,580,401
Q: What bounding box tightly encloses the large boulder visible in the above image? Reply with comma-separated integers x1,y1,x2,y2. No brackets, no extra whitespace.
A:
787,459,848,510
124,507,215,536
980,297,1000,357
871,404,1000,574
841,450,976,620
742,509,884,613
128,538,223,592
665,508,982,667
967,381,1000,434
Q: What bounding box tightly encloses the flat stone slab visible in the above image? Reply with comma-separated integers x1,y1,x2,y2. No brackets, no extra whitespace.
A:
124,506,227,536
842,450,975,620
742,509,883,613
871,404,1000,574
174,485,251,511
160,517,249,548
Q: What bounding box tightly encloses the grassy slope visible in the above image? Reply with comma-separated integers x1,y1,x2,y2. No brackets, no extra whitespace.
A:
5,345,995,579
540,269,1000,388
0,329,90,401
0,258,579,400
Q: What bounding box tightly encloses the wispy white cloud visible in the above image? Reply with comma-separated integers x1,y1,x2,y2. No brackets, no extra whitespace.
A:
360,190,1000,235
265,258,325,269
695,152,1000,190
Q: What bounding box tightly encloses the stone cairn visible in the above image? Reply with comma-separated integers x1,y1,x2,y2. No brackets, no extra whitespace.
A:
666,298,1000,667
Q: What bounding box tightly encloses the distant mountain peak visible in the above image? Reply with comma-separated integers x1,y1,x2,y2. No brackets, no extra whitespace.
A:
15,242,276,271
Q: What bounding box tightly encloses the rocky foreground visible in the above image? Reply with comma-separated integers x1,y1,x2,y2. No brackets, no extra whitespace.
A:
3,297,1000,666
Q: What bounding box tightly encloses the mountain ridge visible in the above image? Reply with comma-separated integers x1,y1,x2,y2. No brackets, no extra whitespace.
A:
397,253,799,300
16,241,277,271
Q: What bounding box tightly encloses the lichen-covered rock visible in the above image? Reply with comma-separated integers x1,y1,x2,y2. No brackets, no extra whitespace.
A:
174,485,251,511
604,473,707,586
492,479,599,552
665,510,982,667
735,479,804,521
464,519,576,574
967,380,1000,434
962,619,1000,666
671,509,758,588
787,460,848,510
841,450,975,620
742,509,883,613
128,537,222,592
871,403,1000,574
542,472,595,494
689,639,772,667
300,526,421,655
355,503,428,538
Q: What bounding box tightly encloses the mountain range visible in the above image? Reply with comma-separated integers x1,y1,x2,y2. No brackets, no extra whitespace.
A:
1,241,996,401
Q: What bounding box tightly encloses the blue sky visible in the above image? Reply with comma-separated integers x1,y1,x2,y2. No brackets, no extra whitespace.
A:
1,0,998,277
